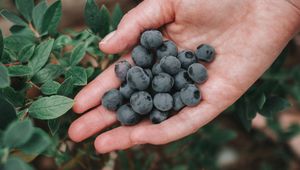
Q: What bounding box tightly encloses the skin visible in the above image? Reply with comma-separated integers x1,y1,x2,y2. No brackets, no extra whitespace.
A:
68,0,300,153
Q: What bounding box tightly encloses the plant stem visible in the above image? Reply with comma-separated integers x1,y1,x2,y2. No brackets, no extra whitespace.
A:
29,23,40,38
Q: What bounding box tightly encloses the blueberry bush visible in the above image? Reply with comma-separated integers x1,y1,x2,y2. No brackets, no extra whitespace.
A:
0,0,299,170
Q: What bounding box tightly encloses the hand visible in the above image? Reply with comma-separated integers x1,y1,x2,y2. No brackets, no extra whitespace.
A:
68,0,300,153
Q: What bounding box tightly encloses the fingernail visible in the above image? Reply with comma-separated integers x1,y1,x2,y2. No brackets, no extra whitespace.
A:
100,31,116,45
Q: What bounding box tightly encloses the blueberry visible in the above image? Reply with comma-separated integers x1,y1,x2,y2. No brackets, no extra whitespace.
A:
156,40,178,60
195,44,215,62
153,93,173,111
173,92,185,111
117,104,141,125
102,89,123,111
177,50,197,69
130,91,153,115
150,109,169,124
187,63,208,84
174,70,193,90
144,69,153,81
152,73,174,92
152,63,163,75
119,82,135,99
115,60,131,81
180,84,201,106
160,56,181,75
127,66,151,90
140,30,163,49
132,45,153,68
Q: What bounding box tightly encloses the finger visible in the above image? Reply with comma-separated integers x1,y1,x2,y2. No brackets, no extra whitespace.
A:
99,0,174,54
73,54,132,113
68,106,117,142
94,121,150,153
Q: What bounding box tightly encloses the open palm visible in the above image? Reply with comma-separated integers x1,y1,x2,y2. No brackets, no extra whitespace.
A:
69,0,300,153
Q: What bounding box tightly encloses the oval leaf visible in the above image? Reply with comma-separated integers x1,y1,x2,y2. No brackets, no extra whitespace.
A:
29,95,74,120
0,9,27,26
29,39,54,73
112,4,123,29
15,0,34,22
32,0,48,33
41,0,62,35
84,0,101,34
8,65,33,77
40,80,61,95
98,5,110,37
70,44,86,66
18,128,51,155
3,119,34,148
18,44,35,63
65,66,87,86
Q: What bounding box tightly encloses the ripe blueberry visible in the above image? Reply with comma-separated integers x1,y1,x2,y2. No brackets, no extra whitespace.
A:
102,89,123,111
117,104,141,125
187,63,208,84
160,56,181,75
119,82,135,99
150,109,169,124
177,50,197,69
130,91,153,115
180,84,201,106
173,92,185,111
153,93,173,111
115,60,131,81
174,70,193,90
132,45,153,68
156,40,178,60
152,63,163,75
140,30,163,49
195,44,215,62
127,66,150,90
152,73,174,92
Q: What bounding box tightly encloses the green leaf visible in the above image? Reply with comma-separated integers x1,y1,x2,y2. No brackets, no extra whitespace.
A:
3,119,34,148
54,35,72,49
4,35,34,53
18,44,35,63
48,119,61,136
98,5,110,37
41,0,62,35
235,97,252,131
0,9,27,26
260,96,291,119
29,95,73,120
18,128,51,154
29,39,54,73
1,87,25,107
65,66,87,86
86,67,95,79
15,0,34,22
0,29,3,59
0,96,17,130
31,64,64,84
32,0,48,33
84,0,101,34
41,80,61,95
8,65,33,77
4,156,34,170
70,44,86,66
112,4,123,29
57,77,74,97
0,62,10,88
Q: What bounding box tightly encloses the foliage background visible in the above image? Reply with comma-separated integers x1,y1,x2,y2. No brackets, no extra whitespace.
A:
0,0,300,170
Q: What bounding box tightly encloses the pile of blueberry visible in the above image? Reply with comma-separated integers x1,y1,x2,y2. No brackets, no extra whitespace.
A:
102,30,215,125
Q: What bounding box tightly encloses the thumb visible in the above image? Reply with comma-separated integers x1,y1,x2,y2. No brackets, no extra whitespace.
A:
99,0,174,54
